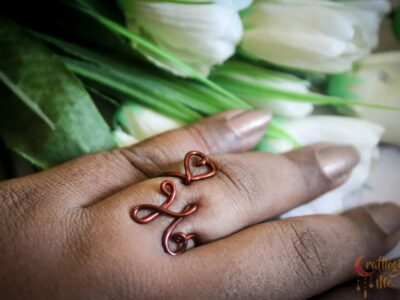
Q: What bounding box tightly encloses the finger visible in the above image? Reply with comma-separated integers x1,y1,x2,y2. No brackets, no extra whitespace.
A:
24,109,271,207
174,203,400,300
99,143,359,250
119,109,272,176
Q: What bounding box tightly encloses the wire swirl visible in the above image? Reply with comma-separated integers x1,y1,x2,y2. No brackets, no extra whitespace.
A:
131,150,216,256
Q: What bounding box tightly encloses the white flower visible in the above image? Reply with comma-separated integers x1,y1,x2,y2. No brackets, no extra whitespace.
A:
266,116,384,217
113,127,138,147
115,102,184,143
251,94,313,119
330,52,400,145
211,61,313,117
120,0,252,76
241,0,390,73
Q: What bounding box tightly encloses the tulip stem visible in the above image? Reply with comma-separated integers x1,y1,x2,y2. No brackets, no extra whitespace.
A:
68,1,248,108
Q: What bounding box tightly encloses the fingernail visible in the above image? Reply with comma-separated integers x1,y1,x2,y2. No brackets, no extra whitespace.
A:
226,109,271,138
365,203,400,235
316,144,360,181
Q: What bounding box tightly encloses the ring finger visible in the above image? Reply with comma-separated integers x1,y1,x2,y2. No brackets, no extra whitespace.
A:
95,143,359,254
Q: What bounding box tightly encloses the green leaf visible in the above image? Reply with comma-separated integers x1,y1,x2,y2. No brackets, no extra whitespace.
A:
34,31,299,148
64,57,202,122
327,73,362,100
0,19,116,169
212,60,400,110
60,0,135,55
394,6,400,41
326,73,360,115
0,70,55,129
67,0,244,106
33,32,236,120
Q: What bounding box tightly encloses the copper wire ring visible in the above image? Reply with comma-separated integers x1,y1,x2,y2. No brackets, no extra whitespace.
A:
131,150,216,256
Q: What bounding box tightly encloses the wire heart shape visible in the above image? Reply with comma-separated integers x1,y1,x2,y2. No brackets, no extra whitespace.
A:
162,150,216,184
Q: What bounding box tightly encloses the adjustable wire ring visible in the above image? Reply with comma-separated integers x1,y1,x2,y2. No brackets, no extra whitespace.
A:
131,151,216,256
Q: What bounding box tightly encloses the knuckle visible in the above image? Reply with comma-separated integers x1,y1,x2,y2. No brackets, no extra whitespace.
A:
86,151,125,171
0,179,26,201
187,123,218,154
186,123,226,153
0,179,31,214
0,180,34,241
55,151,124,183
117,143,173,177
77,150,144,181
212,155,261,214
284,220,328,281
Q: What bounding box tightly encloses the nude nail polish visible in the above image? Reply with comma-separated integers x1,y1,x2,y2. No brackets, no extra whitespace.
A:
226,109,272,138
316,145,360,181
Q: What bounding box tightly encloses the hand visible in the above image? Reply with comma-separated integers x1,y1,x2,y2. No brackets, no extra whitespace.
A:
1,109,399,299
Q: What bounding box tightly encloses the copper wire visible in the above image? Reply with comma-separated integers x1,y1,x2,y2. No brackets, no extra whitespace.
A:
131,151,216,256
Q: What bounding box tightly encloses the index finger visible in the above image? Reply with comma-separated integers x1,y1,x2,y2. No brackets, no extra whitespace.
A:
15,109,271,207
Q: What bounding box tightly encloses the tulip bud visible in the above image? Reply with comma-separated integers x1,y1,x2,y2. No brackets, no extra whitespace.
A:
328,52,400,145
115,102,184,143
241,0,390,73
211,60,314,118
113,127,138,147
120,0,252,76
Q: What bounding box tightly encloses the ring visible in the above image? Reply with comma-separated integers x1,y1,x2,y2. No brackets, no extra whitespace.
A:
131,150,217,256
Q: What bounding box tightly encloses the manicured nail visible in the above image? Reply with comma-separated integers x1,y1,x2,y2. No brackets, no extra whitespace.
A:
316,144,360,181
365,203,400,235
226,109,271,138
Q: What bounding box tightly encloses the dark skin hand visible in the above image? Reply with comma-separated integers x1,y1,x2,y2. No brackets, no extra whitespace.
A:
0,109,399,299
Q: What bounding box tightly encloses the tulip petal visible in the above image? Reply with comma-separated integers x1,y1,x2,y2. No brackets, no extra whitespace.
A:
211,60,314,117
331,52,400,144
113,127,138,147
241,0,390,73
122,0,247,76
116,102,184,141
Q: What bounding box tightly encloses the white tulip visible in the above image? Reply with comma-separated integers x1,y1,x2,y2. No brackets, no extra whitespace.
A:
253,96,313,119
113,127,138,147
115,102,184,143
266,116,383,217
330,52,400,145
212,61,313,117
241,0,390,73
120,0,252,76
